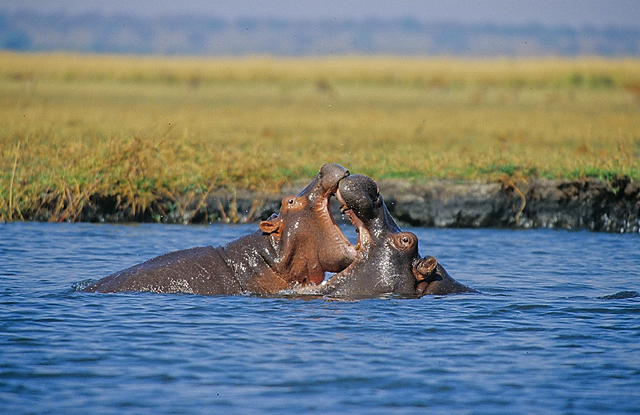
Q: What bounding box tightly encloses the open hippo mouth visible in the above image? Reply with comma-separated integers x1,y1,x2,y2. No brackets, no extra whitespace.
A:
261,163,357,284
335,187,365,253
327,180,359,260
311,165,358,265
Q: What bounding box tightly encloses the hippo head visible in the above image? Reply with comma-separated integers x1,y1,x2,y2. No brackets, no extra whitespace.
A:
320,174,438,297
258,163,357,285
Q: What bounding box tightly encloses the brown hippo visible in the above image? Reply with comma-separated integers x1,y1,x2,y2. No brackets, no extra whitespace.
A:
83,163,356,295
308,174,473,298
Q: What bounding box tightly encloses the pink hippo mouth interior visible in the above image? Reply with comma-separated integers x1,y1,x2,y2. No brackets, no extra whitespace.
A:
320,180,358,260
336,187,364,252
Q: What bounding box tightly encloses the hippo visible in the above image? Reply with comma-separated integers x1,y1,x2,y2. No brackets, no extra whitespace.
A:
83,163,356,295
306,174,473,298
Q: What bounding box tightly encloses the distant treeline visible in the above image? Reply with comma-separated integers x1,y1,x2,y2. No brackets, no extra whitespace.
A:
2,10,640,56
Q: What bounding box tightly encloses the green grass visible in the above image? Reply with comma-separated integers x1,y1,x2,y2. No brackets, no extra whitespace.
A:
1,52,639,221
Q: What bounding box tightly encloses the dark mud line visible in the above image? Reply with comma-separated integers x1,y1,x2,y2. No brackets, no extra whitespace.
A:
381,176,640,233
20,177,640,233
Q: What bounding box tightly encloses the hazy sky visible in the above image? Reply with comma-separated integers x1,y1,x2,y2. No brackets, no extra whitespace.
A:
4,0,640,28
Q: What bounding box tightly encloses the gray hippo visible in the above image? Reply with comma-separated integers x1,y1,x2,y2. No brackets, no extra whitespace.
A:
83,163,356,295
307,174,474,298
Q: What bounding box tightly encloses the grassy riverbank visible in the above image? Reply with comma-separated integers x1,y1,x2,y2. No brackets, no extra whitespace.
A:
1,52,639,222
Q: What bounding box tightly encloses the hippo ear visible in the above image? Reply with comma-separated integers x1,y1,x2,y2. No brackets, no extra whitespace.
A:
414,256,438,297
413,256,438,282
260,217,283,235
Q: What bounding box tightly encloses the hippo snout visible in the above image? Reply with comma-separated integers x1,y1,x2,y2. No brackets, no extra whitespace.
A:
337,174,380,221
319,163,350,192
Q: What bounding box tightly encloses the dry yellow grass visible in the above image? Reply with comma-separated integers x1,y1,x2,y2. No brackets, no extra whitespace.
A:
1,52,639,221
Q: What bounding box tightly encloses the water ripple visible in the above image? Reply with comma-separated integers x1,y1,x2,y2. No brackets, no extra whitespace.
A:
1,223,639,414
599,290,640,300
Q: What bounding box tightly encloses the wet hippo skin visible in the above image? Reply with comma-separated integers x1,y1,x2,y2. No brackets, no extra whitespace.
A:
312,174,474,298
83,164,356,295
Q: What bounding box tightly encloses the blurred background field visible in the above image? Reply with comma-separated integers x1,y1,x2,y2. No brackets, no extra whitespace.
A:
1,52,639,221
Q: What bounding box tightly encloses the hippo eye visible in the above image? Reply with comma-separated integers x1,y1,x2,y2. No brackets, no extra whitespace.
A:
394,232,416,250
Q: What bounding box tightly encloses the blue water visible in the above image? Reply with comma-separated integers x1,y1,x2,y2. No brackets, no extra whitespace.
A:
1,222,639,414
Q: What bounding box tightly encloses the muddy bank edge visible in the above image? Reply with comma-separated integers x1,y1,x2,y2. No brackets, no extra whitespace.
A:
23,176,640,233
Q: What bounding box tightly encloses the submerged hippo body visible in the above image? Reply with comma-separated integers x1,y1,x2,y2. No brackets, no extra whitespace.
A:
83,164,356,295
313,175,473,298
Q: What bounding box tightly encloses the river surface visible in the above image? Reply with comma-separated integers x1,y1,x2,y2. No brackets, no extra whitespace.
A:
1,222,639,414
